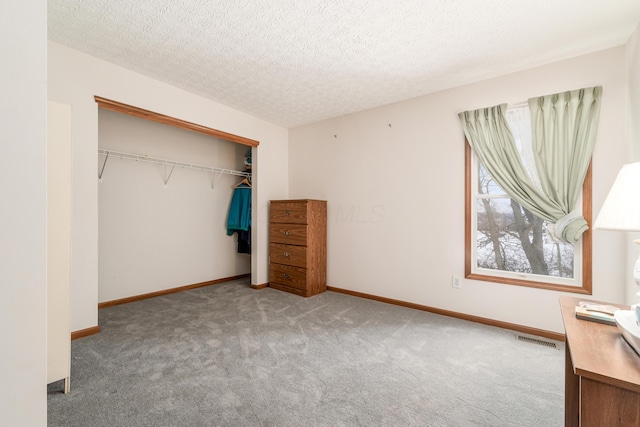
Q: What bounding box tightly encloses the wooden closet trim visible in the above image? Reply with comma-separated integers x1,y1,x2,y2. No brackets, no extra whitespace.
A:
94,96,260,147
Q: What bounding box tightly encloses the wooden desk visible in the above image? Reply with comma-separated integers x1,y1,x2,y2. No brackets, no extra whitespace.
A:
560,296,640,426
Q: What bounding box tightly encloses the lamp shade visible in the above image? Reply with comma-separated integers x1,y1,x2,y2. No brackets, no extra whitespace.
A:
594,162,640,231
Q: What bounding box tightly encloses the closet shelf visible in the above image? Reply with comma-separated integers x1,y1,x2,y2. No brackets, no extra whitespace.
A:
98,149,252,183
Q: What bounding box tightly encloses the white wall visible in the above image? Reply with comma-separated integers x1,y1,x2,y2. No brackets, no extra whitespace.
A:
48,41,289,332
626,24,640,304
289,47,628,334
629,24,640,163
98,110,251,302
0,1,47,424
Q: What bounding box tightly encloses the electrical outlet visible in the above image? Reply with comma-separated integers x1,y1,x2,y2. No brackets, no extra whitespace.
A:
452,277,461,289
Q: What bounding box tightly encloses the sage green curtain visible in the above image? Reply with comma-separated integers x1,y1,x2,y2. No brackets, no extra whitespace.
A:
458,86,602,244
458,104,561,229
528,86,602,243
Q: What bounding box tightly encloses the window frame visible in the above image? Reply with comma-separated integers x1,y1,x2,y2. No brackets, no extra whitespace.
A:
464,140,592,294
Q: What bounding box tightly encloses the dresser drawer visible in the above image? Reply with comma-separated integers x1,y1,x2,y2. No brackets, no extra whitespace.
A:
269,282,309,297
270,264,307,290
270,201,308,224
270,223,308,246
270,243,307,268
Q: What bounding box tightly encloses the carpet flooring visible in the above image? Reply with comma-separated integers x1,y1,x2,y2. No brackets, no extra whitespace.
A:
48,278,564,426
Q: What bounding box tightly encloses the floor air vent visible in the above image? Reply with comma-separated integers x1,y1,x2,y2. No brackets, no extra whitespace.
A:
516,334,559,350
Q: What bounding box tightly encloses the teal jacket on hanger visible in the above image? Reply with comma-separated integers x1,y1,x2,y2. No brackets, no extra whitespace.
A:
226,185,251,235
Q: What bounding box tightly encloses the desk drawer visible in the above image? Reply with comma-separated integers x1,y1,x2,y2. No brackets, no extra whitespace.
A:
270,201,308,224
270,243,307,268
270,263,307,291
270,223,307,246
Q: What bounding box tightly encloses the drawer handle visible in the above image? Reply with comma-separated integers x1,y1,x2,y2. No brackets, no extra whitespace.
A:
284,231,291,236
285,210,291,216
283,273,291,279
284,252,290,258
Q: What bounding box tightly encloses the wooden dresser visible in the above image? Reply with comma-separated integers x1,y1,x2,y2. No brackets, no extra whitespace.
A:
269,199,327,297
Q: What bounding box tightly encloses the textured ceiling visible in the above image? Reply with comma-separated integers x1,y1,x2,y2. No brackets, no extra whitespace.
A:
48,0,640,128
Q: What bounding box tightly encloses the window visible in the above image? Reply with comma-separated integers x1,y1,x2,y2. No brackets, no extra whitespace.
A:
465,105,592,293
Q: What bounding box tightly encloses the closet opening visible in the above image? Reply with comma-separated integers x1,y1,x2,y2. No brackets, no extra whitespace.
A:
95,97,258,307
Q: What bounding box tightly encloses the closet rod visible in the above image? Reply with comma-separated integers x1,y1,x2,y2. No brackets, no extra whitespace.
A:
98,149,251,178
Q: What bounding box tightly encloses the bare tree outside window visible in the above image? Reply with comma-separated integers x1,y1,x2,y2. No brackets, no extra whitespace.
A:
476,163,574,278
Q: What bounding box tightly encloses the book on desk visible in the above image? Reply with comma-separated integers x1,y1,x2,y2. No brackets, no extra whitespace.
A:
574,302,618,326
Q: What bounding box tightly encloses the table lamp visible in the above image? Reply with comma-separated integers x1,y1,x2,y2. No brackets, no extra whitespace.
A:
594,161,640,354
